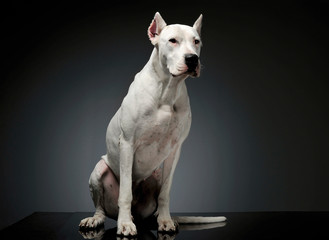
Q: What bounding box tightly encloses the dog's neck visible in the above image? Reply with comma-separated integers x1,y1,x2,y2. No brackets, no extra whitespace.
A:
146,48,188,107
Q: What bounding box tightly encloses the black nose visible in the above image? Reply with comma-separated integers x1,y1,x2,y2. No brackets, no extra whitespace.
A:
185,54,199,71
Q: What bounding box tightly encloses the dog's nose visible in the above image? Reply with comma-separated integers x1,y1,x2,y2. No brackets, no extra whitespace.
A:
185,54,199,71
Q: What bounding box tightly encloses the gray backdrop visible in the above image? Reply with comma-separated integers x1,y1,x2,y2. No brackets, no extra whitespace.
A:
1,1,329,229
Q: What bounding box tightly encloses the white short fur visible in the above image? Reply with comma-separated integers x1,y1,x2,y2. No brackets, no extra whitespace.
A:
79,12,226,236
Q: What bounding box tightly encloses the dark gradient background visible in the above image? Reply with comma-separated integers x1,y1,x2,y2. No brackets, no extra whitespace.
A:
1,1,329,229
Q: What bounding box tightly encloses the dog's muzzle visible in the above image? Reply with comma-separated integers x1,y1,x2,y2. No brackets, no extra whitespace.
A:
185,54,199,73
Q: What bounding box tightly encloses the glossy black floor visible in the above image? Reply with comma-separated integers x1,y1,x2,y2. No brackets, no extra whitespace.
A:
1,212,328,239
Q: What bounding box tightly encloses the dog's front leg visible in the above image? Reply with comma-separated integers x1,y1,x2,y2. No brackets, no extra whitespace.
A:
156,145,182,232
116,137,137,236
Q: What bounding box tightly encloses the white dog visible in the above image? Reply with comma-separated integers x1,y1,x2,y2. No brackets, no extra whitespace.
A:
79,12,226,236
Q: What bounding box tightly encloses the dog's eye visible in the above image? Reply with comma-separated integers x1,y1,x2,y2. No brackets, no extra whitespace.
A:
194,39,200,44
169,38,177,43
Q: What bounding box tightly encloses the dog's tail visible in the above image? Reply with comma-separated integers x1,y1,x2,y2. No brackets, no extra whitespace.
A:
172,216,227,224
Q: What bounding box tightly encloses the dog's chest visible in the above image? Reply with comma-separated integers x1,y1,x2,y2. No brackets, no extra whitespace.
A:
133,104,189,178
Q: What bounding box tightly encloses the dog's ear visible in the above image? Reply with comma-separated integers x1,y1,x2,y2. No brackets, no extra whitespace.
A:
148,12,167,45
193,14,203,36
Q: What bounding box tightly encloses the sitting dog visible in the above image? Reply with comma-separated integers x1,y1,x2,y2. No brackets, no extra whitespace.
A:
79,12,226,236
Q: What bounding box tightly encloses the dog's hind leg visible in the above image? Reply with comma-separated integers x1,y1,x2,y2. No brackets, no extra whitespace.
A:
132,169,161,220
79,159,119,228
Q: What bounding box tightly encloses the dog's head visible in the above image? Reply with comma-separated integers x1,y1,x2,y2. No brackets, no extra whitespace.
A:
148,12,203,78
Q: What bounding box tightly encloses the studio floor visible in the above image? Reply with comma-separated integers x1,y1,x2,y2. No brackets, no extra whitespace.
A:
1,211,328,239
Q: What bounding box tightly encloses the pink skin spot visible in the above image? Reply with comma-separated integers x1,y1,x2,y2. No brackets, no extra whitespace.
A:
152,168,162,181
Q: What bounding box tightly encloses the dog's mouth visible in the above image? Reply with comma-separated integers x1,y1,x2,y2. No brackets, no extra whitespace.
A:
171,65,200,78
186,69,199,77
172,71,196,78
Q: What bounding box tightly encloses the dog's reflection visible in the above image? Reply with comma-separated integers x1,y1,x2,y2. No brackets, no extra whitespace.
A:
79,221,226,240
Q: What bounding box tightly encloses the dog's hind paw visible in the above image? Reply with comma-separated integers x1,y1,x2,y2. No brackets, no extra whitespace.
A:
79,216,105,229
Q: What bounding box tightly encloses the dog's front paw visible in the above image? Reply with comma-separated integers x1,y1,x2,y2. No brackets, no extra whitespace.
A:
117,220,137,236
157,218,178,232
